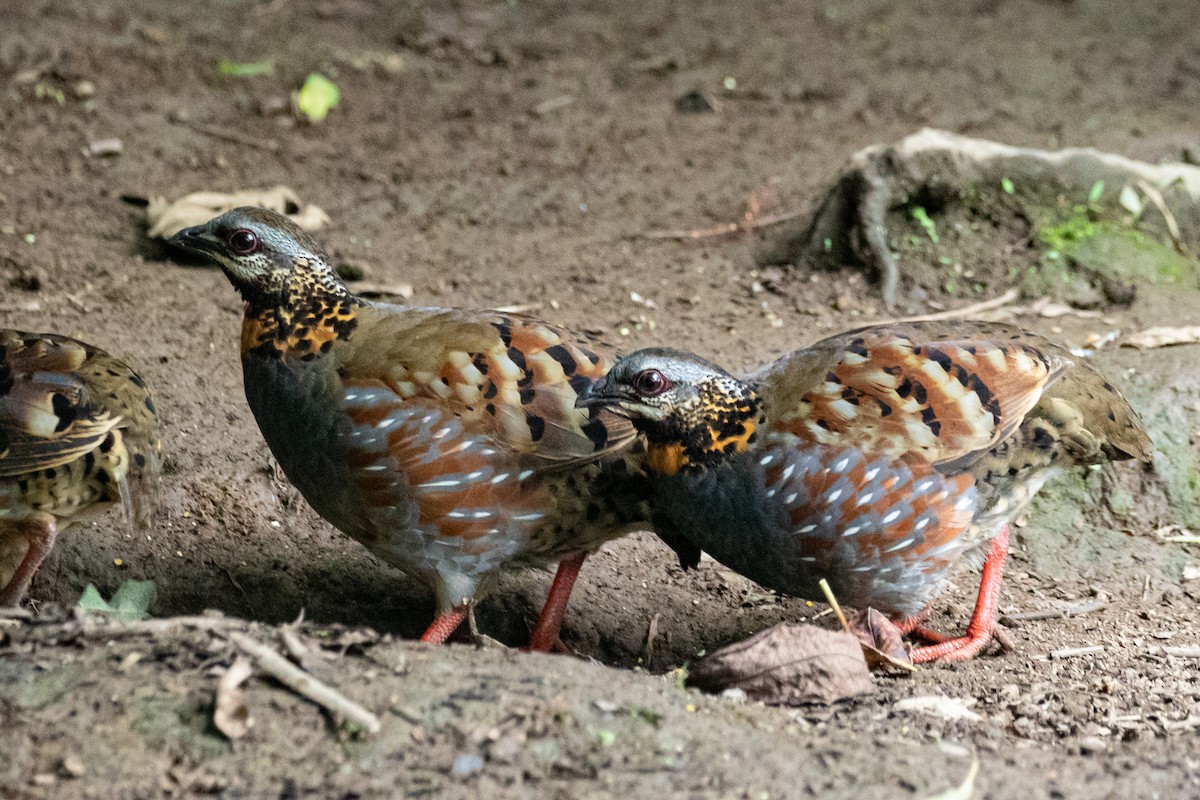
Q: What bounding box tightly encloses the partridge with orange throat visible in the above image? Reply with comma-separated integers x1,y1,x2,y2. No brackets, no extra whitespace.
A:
581,321,1150,662
170,208,651,649
0,330,161,605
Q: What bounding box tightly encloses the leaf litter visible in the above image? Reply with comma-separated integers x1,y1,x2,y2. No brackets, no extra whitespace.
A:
140,186,330,239
686,623,874,706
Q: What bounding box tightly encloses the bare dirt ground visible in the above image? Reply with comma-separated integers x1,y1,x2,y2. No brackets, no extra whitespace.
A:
3,0,1200,797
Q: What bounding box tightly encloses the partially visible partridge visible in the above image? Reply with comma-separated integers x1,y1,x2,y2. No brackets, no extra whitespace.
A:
582,321,1150,663
0,330,161,605
170,208,651,649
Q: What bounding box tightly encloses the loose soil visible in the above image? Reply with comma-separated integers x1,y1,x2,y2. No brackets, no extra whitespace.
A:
2,0,1200,797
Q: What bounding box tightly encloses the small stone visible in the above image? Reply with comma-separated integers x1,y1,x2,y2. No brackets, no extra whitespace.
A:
59,755,85,778
487,733,524,764
675,90,714,113
720,687,748,704
87,138,124,158
450,753,483,778
1078,736,1106,754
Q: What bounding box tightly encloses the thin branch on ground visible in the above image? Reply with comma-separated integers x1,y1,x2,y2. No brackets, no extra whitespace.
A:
228,631,382,735
639,209,805,241
1160,646,1200,658
78,614,249,637
1047,644,1105,659
176,118,281,152
818,578,851,632
492,303,543,314
1002,598,1108,622
855,288,1020,328
1136,180,1184,252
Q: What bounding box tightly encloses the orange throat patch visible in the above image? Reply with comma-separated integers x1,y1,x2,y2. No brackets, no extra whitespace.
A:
241,298,360,360
645,441,689,476
644,415,758,476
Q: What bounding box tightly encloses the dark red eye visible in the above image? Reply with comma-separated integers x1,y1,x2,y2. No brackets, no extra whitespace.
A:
227,229,259,255
633,369,670,397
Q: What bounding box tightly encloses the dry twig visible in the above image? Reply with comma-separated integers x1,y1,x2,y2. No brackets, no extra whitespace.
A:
639,209,805,242
176,118,281,152
491,303,543,315
78,614,248,637
1048,644,1104,659
1003,599,1107,622
1160,646,1200,658
228,632,382,735
818,578,851,631
853,289,1020,330
1136,180,1184,252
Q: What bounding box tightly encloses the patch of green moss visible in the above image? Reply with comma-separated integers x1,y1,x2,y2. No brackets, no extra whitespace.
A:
130,693,229,761
1018,250,1078,298
1038,213,1198,286
1021,468,1127,569
1149,410,1200,530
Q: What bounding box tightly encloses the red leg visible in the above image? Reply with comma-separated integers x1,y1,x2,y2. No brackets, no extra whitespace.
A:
527,552,586,653
419,605,469,644
897,607,960,645
910,524,1011,664
895,607,931,635
0,514,58,607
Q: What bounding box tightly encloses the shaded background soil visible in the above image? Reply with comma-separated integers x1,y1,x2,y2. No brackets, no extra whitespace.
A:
2,0,1200,797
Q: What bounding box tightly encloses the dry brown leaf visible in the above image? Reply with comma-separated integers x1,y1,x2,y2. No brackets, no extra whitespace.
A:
145,186,330,239
851,608,914,670
1122,326,1200,350
213,656,254,739
687,623,874,706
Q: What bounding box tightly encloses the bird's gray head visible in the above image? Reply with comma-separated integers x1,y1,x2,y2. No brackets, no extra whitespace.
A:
169,207,342,307
579,348,761,474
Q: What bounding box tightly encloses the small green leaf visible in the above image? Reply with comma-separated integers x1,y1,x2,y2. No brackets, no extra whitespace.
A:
911,206,940,244
218,59,274,77
297,73,340,122
595,729,616,747
76,584,110,614
1000,177,1015,195
77,580,156,621
1088,180,1105,204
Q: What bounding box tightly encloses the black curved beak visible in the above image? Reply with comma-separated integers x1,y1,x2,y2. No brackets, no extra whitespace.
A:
169,225,220,254
575,376,624,411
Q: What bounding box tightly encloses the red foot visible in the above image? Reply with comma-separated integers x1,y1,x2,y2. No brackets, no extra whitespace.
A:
527,552,585,653
0,514,58,607
910,524,1011,664
419,606,469,644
